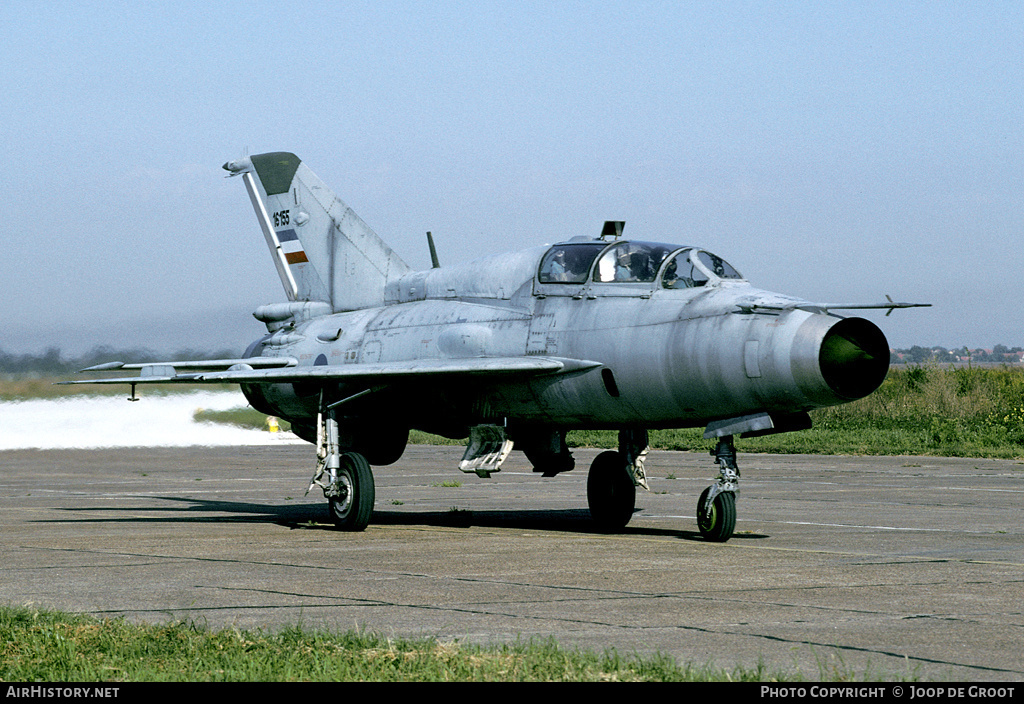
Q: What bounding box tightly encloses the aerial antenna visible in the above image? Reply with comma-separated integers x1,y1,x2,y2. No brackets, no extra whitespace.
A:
426,231,441,268
601,221,625,241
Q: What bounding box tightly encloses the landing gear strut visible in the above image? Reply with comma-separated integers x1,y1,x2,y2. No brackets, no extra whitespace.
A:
698,435,738,542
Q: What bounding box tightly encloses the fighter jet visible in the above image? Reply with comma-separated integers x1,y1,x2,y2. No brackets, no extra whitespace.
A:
66,152,928,542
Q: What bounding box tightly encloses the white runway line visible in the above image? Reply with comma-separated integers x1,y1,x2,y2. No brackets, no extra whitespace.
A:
0,392,304,449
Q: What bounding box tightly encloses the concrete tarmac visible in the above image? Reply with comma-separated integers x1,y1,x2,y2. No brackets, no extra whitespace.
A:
1,444,1022,681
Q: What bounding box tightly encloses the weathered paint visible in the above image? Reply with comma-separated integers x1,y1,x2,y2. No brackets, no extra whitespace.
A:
233,239,887,438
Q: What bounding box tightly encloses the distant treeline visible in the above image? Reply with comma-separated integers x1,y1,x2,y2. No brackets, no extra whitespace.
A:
0,347,239,375
891,345,1024,365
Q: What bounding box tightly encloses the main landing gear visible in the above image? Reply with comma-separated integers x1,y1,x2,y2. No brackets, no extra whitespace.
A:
304,406,741,540
325,451,375,531
587,430,649,531
308,401,375,531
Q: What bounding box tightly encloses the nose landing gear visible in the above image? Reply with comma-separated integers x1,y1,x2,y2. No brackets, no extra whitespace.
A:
698,435,739,542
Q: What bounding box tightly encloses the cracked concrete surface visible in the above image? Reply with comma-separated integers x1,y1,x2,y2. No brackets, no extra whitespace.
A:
1,445,1021,681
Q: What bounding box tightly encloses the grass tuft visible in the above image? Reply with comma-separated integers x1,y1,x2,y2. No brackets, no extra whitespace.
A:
0,606,840,682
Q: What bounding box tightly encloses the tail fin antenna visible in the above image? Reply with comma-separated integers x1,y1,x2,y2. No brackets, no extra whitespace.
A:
427,231,441,269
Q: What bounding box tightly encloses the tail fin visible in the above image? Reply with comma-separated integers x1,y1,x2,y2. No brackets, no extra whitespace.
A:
224,152,410,311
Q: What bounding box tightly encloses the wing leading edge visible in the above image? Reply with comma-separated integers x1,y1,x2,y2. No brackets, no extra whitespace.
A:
61,356,601,387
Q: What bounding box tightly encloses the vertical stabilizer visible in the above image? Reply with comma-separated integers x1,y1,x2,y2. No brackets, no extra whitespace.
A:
224,152,410,311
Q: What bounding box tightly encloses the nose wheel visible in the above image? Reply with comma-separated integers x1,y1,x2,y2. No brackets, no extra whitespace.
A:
698,435,739,542
697,486,736,542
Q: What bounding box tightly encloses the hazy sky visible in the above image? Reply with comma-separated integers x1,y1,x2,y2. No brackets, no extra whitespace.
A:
2,1,1021,355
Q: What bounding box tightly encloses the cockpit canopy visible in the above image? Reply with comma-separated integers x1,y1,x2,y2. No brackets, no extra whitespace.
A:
537,241,742,288
662,249,743,288
594,242,676,283
537,243,604,284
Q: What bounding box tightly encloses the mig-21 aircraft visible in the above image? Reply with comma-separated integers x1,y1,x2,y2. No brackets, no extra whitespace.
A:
66,152,928,542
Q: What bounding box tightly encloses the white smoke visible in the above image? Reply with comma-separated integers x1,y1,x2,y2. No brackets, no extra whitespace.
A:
0,391,303,449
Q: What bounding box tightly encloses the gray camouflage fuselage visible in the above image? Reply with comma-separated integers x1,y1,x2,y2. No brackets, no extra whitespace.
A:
240,243,888,441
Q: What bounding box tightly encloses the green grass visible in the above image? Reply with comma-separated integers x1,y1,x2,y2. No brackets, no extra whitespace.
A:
0,606,825,682
791,364,1024,459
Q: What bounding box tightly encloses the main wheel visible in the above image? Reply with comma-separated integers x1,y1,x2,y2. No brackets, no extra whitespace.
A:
587,450,635,531
328,451,375,531
697,487,736,542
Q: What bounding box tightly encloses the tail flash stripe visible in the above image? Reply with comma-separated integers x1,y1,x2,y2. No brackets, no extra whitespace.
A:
241,171,298,300
276,228,307,263
279,235,306,260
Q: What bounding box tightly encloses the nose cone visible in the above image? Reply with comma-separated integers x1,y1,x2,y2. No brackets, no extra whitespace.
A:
819,317,890,400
